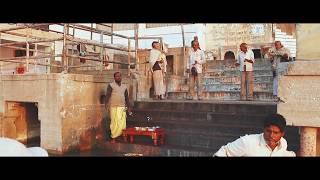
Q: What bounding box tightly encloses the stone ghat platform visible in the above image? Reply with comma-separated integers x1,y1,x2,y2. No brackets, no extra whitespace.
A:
96,100,300,156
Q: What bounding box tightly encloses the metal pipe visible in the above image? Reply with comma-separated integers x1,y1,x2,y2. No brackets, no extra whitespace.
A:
0,54,62,61
134,24,139,70
111,24,114,44
131,36,162,40
63,24,68,72
66,36,134,52
68,65,105,68
90,23,93,40
66,54,130,65
1,30,52,41
1,45,52,55
0,23,52,33
66,23,131,39
100,30,104,73
0,37,64,47
26,42,29,72
0,59,62,67
97,23,113,28
34,43,38,72
128,38,131,76
181,24,186,76
0,33,2,74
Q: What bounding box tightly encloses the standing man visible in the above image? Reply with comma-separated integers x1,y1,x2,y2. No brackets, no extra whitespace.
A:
235,43,255,101
267,41,292,97
214,113,296,157
191,36,201,50
105,72,132,143
149,41,166,100
187,41,206,100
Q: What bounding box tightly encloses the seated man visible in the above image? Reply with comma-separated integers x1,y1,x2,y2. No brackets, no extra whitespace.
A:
214,114,296,157
0,137,48,157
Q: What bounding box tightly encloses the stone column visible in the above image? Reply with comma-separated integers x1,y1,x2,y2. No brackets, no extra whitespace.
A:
277,24,320,157
300,127,317,156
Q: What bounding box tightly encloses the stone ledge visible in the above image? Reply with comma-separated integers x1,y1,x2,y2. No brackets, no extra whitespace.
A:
287,61,320,75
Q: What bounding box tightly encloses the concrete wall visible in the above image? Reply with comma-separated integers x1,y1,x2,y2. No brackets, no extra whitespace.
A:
276,24,320,156
278,24,320,127
0,73,134,153
0,47,15,74
205,24,274,59
137,47,186,76
296,24,320,60
0,74,63,151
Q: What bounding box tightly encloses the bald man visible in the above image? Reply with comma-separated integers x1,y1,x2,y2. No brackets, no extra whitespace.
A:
235,43,255,101
267,41,292,96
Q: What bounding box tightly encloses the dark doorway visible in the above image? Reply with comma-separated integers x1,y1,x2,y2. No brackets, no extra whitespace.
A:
3,102,40,147
252,49,262,59
224,51,235,60
166,55,174,75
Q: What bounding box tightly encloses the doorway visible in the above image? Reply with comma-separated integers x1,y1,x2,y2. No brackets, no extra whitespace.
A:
3,101,40,147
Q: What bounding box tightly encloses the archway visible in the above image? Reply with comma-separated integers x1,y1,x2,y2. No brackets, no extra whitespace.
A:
224,51,235,60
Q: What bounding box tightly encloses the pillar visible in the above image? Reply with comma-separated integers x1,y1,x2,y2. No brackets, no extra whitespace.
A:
300,127,317,156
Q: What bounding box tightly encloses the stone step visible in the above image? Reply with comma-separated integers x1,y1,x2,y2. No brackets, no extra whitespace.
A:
205,69,273,77
129,110,271,125
167,91,275,101
133,101,277,114
128,115,300,139
203,75,273,81
129,101,299,153
206,58,273,69
203,83,273,92
126,120,299,151
97,141,214,156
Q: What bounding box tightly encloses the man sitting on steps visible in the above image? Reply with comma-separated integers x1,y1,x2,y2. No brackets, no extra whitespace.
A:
214,113,296,157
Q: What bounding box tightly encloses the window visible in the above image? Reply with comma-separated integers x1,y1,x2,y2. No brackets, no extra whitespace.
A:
14,45,34,57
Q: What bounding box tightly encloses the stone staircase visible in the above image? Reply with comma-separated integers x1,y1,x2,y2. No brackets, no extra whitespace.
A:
167,58,276,101
100,101,300,156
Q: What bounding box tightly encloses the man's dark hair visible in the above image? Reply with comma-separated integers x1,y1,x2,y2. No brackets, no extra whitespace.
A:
114,71,121,78
152,41,159,48
263,114,287,132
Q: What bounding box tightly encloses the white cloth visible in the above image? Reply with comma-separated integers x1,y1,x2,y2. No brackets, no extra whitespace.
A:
237,49,255,72
214,133,296,157
149,48,162,70
268,46,292,60
188,49,206,74
0,137,48,157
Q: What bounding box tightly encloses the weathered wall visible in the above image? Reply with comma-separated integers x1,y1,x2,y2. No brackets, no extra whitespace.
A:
0,74,63,151
0,47,15,74
276,24,296,36
277,24,320,156
205,24,273,59
278,24,320,127
0,73,134,153
296,24,320,60
137,47,186,76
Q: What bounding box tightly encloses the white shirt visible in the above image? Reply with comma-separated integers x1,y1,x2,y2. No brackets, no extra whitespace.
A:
237,49,255,72
0,137,48,156
214,133,296,157
188,49,206,74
